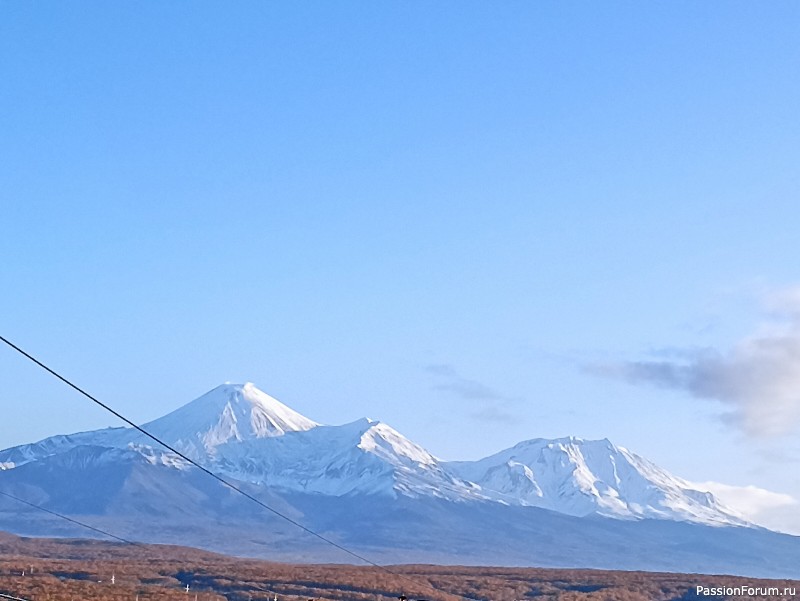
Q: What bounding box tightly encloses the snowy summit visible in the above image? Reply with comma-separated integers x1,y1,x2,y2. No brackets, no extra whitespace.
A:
0,383,753,527
140,382,320,458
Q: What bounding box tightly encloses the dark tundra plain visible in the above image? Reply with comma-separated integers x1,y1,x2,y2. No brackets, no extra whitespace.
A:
0,532,798,601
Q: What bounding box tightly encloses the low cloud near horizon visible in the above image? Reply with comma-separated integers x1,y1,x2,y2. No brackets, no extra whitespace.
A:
694,481,800,535
587,287,800,437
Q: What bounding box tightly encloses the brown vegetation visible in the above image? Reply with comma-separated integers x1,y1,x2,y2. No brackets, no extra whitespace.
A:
0,532,797,601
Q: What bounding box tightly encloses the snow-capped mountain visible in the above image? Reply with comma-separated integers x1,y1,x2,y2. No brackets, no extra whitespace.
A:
0,383,318,467
447,437,747,526
3,382,800,578
0,383,745,524
140,382,319,460
212,417,484,500
0,384,480,501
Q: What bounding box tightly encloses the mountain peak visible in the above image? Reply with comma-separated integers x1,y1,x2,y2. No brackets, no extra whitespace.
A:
447,436,748,527
0,384,753,531
140,383,320,458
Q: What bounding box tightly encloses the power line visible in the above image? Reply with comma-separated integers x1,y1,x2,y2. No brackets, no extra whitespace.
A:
0,490,133,545
0,593,31,601
0,335,471,601
0,335,372,562
0,491,450,601
1,490,233,600
0,489,444,601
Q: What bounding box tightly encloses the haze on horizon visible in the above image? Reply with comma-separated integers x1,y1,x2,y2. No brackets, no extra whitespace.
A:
2,3,800,534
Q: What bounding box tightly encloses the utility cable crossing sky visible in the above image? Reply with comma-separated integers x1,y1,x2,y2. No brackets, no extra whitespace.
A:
0,334,472,601
0,491,323,601
0,490,133,545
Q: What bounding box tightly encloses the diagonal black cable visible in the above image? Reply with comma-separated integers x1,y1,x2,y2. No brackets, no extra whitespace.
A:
0,335,472,601
0,489,134,545
0,335,370,559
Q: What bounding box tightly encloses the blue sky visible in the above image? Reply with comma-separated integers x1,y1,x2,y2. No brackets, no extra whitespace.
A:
2,2,800,528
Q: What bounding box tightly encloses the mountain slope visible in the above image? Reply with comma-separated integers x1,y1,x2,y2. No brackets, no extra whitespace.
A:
1,385,481,502
447,436,747,525
2,461,799,578
140,382,320,460
212,417,484,499
3,382,798,578
0,383,318,468
0,384,747,524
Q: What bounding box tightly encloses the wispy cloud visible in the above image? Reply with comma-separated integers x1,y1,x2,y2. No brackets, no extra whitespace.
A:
425,364,506,401
469,405,518,425
424,364,517,423
587,286,800,437
763,284,800,316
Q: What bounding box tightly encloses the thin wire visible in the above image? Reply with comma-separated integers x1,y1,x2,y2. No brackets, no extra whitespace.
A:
0,489,443,601
0,593,32,601
1,490,226,600
0,490,134,545
0,493,446,601
0,335,470,601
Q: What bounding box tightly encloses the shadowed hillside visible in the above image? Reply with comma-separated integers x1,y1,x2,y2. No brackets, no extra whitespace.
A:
0,532,798,601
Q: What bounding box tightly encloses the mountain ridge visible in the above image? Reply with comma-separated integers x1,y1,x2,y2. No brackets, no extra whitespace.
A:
0,382,748,525
2,382,800,578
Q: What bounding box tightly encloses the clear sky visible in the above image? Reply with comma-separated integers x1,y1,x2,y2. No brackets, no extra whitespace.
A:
2,2,800,530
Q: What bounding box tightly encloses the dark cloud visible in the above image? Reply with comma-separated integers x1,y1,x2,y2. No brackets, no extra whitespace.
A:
587,307,800,437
